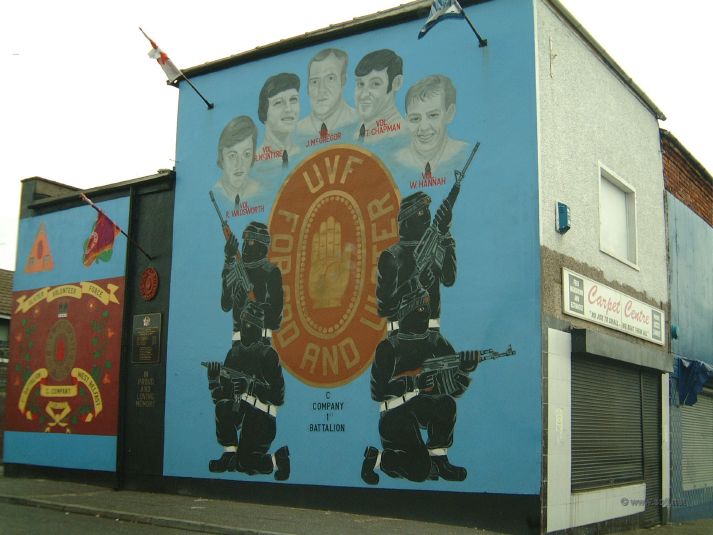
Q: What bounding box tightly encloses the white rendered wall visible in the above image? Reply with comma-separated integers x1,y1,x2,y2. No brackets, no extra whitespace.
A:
535,0,668,304
546,328,646,531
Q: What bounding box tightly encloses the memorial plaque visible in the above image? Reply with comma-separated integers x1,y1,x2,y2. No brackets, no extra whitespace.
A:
132,313,162,364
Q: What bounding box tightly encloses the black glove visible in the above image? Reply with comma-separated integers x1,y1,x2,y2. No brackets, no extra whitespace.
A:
231,376,250,398
434,200,452,234
206,361,221,381
433,369,458,395
440,234,455,250
419,267,436,289
447,371,471,397
224,232,239,259
415,370,438,391
459,350,480,372
455,372,471,391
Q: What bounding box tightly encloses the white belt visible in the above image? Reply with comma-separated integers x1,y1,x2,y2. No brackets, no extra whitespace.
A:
232,329,273,341
379,390,419,412
240,393,278,417
386,319,440,332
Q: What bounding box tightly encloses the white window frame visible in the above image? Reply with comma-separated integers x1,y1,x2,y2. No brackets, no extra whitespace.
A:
598,164,638,269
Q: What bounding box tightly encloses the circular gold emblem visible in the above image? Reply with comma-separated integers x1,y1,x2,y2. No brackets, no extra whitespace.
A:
270,145,399,387
45,319,77,381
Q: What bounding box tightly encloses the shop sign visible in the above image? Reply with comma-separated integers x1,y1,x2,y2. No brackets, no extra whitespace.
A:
562,268,664,345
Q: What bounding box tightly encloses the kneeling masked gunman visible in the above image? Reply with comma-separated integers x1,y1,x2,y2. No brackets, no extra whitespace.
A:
205,301,290,480
362,286,477,484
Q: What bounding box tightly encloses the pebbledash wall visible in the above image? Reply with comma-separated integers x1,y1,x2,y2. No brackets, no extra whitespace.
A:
536,0,670,532
165,0,542,498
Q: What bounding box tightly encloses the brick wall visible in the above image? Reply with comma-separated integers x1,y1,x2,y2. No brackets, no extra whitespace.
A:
661,131,713,227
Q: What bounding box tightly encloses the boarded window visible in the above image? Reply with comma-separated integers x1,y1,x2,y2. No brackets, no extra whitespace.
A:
599,166,637,266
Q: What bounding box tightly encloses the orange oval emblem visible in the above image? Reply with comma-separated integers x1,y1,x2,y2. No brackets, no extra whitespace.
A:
269,145,400,387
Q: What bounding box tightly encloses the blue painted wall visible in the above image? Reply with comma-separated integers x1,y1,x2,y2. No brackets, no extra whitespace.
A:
13,198,130,291
5,197,129,472
166,0,541,494
667,192,713,521
667,193,713,364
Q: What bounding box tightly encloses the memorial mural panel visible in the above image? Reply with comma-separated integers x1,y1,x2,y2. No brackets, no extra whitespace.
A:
6,197,129,471
166,0,542,494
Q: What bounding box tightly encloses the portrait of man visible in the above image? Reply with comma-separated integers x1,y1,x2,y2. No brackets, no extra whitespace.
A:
394,75,470,177
256,73,301,168
353,49,405,143
296,48,358,138
211,116,261,212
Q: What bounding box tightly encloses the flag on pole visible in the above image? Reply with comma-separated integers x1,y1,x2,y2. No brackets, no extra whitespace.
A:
79,193,154,261
418,0,464,39
140,27,183,83
80,194,121,267
418,0,488,47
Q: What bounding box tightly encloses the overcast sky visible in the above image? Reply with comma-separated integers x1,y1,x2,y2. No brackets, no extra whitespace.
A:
1,0,711,272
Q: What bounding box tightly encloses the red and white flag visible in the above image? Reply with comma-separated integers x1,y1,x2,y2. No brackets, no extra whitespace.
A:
140,28,183,83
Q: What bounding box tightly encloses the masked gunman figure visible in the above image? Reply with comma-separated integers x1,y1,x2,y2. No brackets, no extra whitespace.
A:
376,191,456,332
222,221,283,342
362,287,478,484
205,302,290,480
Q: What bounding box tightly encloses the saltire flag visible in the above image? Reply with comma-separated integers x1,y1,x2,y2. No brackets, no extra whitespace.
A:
139,27,183,83
418,0,464,38
80,193,121,267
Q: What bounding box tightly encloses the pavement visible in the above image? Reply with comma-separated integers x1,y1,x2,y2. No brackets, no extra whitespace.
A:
0,465,502,535
1,465,713,534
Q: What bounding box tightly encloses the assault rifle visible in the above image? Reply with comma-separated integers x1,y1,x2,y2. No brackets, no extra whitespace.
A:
201,361,268,390
412,142,480,276
417,344,516,395
421,344,516,373
209,191,255,301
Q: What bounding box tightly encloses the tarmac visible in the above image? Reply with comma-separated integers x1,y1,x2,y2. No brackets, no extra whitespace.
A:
1,465,713,534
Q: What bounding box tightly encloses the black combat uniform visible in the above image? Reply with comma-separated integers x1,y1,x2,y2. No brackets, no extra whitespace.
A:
362,287,477,484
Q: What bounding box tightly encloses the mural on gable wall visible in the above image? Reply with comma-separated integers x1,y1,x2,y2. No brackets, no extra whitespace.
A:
6,278,124,435
167,1,542,494
5,198,130,471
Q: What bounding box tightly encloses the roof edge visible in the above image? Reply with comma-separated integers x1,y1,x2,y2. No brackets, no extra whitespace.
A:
182,0,441,79
545,0,666,121
660,128,713,185
27,169,175,211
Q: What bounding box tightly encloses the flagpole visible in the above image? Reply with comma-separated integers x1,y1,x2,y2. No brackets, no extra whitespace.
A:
462,11,488,47
178,75,214,110
139,27,214,110
79,193,153,261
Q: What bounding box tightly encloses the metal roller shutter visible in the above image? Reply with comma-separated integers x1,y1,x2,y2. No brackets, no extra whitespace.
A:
681,390,713,491
571,354,643,490
571,353,662,526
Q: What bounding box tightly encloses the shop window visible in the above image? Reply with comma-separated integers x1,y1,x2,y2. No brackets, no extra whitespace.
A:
599,166,637,266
